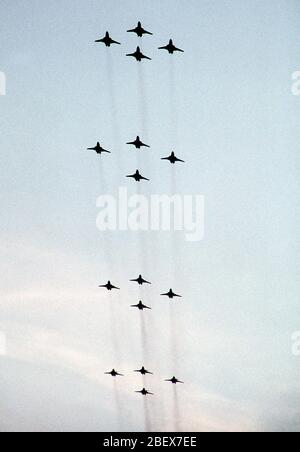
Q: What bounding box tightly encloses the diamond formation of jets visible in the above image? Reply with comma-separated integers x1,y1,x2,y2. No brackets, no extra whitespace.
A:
127,22,153,38
87,142,111,155
165,376,184,385
126,47,151,62
105,369,124,377
127,136,150,149
130,275,151,286
159,39,184,54
95,32,121,47
134,367,153,376
161,289,182,299
126,170,149,182
131,301,152,311
99,281,120,291
161,151,185,164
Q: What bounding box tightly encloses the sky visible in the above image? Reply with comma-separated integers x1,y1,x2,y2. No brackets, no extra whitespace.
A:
0,0,300,432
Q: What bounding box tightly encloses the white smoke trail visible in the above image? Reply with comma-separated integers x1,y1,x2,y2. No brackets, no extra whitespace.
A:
168,57,179,149
168,57,182,287
169,303,179,371
143,397,152,432
113,378,123,431
105,49,122,166
140,311,149,363
173,385,181,432
137,64,149,141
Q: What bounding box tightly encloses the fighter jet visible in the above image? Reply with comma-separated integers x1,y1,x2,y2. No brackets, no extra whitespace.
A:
135,388,154,396
127,136,150,149
130,275,151,286
99,281,120,291
134,367,153,375
95,32,121,47
105,369,124,377
127,22,153,38
126,47,151,62
165,376,184,384
126,170,149,182
161,289,182,299
131,301,152,311
87,142,111,155
161,151,184,164
158,39,184,54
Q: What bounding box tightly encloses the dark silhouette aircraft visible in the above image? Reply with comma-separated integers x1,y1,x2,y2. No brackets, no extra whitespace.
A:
127,170,149,182
162,152,184,164
127,22,153,37
161,289,182,299
134,367,153,375
99,281,120,291
127,136,150,149
159,39,184,54
95,32,121,47
105,369,124,377
126,47,151,62
165,376,184,384
87,142,111,155
135,388,154,396
130,275,151,286
131,301,151,311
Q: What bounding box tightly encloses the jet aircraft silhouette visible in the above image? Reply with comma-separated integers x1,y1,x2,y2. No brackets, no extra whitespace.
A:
135,388,154,396
126,47,151,61
159,39,184,54
99,281,120,291
130,275,151,286
134,367,153,375
105,369,124,377
126,170,149,182
161,151,184,164
87,142,111,155
131,301,151,311
127,136,150,149
95,32,121,47
127,22,153,37
165,376,184,384
161,289,182,299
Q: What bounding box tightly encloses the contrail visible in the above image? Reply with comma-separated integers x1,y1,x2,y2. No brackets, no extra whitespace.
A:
136,64,151,277
168,57,179,149
169,303,179,371
137,64,149,141
113,378,123,431
105,49,122,169
97,159,115,272
108,292,121,364
173,385,181,432
143,397,152,432
140,311,149,363
168,57,181,284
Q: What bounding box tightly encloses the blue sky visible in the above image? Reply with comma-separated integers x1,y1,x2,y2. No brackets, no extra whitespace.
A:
0,0,300,432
